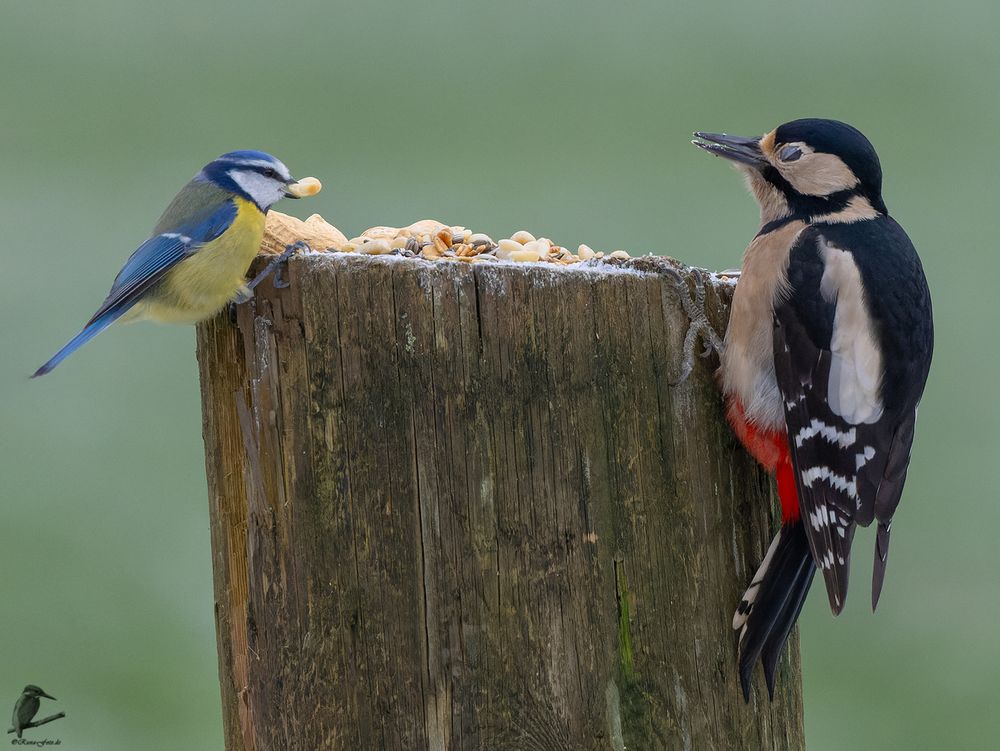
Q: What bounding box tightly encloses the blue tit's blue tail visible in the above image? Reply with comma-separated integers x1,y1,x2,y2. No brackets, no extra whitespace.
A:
32,309,126,377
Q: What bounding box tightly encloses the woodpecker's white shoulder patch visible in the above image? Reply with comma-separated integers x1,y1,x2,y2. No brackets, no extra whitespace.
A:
819,239,883,424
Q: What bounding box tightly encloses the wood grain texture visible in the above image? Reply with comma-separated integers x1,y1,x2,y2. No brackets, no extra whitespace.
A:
196,252,806,751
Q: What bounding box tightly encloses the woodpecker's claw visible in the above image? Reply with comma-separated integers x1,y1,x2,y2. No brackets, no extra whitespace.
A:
666,267,724,385
243,240,311,299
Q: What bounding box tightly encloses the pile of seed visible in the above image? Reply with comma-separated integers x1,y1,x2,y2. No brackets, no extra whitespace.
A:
343,220,635,265
264,213,636,266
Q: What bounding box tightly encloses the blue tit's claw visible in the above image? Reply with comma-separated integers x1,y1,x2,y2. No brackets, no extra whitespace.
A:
667,267,725,386
271,242,307,289
233,285,254,305
246,241,311,294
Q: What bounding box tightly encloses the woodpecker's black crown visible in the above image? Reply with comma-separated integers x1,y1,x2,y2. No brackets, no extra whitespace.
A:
775,118,883,206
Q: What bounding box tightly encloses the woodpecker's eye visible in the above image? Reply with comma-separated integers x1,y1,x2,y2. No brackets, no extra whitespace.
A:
778,145,802,162
262,168,277,178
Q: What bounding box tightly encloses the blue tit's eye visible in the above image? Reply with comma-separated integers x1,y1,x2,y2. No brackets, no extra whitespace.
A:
263,168,277,178
778,145,802,162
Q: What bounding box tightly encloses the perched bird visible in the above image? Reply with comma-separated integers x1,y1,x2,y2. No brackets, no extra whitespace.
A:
33,151,321,376
11,685,56,738
691,119,933,699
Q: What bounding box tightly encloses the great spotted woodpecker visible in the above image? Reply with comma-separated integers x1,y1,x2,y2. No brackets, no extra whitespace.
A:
690,119,933,700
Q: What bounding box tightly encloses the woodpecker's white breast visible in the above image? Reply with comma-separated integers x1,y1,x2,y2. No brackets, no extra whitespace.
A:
720,219,807,430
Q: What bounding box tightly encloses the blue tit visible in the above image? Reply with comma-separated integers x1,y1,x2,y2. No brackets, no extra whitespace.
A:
33,150,322,377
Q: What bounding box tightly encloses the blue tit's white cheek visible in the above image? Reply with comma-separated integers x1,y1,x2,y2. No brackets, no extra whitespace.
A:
228,169,286,210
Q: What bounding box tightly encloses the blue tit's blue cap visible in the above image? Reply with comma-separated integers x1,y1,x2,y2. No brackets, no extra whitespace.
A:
216,150,283,165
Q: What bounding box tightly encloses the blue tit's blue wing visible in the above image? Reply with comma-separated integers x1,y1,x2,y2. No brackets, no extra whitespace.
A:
87,233,194,319
91,197,238,324
33,192,237,377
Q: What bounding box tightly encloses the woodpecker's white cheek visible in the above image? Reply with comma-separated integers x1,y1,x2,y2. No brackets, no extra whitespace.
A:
228,169,286,209
782,153,859,196
819,240,883,424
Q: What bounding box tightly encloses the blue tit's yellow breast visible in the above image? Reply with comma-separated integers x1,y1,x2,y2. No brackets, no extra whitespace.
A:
139,197,266,324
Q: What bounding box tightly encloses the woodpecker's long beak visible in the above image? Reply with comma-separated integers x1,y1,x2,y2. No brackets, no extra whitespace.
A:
285,176,322,199
692,132,767,167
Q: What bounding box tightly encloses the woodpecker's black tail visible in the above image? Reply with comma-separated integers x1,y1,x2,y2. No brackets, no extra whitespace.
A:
733,520,816,701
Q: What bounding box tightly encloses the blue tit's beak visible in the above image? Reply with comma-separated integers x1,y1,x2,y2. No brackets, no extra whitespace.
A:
285,176,322,199
692,132,767,167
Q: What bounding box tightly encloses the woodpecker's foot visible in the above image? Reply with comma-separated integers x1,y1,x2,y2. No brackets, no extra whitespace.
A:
666,267,725,385
245,240,311,297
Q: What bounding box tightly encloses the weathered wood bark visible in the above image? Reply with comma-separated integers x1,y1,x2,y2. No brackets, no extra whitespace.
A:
196,250,806,751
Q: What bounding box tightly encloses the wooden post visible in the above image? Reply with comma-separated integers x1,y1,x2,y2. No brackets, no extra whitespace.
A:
196,242,806,750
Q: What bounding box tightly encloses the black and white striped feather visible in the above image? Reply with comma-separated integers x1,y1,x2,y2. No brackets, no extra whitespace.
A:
773,218,932,613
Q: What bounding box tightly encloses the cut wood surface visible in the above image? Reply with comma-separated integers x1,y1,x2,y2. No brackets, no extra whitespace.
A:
196,241,806,750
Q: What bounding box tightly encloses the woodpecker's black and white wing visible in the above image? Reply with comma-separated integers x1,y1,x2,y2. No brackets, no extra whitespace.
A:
773,217,932,613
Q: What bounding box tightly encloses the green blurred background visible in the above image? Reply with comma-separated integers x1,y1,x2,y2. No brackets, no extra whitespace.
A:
1,1,995,748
